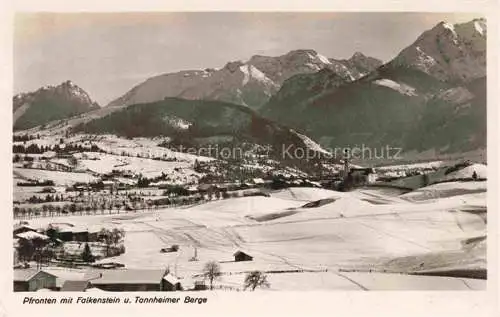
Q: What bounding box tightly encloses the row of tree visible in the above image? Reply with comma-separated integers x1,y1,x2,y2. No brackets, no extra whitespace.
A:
13,143,104,154
13,134,39,142
27,194,64,204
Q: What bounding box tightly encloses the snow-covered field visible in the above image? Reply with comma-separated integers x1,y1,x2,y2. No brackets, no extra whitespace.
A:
14,168,98,186
376,161,445,171
92,135,213,163
388,163,487,190
25,183,487,290
373,78,418,96
76,152,201,181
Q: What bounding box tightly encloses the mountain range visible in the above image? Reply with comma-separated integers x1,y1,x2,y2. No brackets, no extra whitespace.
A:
106,49,383,110
13,18,487,162
261,18,487,156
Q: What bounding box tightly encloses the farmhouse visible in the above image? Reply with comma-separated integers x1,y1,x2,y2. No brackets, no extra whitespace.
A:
56,225,105,243
193,280,207,291
349,167,377,185
69,182,87,191
43,269,101,290
16,231,50,241
252,178,265,185
187,185,199,194
90,269,169,291
150,180,171,188
163,273,182,291
116,178,135,190
234,250,253,262
60,280,92,292
13,224,36,238
102,180,116,191
14,269,57,292
59,226,89,242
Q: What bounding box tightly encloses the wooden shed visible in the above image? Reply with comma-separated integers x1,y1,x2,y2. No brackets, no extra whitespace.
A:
14,270,57,292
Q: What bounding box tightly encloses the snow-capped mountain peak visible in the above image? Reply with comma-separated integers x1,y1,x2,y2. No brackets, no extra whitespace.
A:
439,21,458,37
474,20,485,36
391,18,486,82
316,53,332,65
223,60,246,73
239,64,277,87
58,80,96,103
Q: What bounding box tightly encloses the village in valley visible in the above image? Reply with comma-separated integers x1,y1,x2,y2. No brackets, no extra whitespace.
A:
12,13,487,293
12,130,487,292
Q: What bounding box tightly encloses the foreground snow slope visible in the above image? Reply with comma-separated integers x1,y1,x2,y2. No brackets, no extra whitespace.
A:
27,184,486,290
219,271,484,291
401,181,486,201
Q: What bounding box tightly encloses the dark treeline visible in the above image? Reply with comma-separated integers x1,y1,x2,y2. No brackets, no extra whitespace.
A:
13,134,39,142
13,142,104,154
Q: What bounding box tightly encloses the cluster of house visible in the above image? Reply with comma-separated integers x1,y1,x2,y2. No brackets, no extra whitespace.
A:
70,179,135,192
14,268,183,292
13,222,124,267
14,250,255,293
14,222,109,244
13,245,255,292
14,224,50,264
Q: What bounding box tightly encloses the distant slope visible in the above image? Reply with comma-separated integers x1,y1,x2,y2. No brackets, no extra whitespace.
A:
14,81,100,131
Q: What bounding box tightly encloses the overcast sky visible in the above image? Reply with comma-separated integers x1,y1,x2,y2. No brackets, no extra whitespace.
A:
14,12,482,105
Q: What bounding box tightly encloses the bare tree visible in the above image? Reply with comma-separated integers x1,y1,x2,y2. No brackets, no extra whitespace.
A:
31,237,48,270
244,271,270,291
26,207,33,219
20,207,27,219
42,205,49,217
203,261,221,290
111,228,125,245
81,243,95,263
69,203,77,215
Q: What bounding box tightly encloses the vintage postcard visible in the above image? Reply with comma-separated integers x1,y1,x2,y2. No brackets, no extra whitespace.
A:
1,1,498,317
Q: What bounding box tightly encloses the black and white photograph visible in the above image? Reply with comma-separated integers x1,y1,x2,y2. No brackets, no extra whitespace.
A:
10,10,490,296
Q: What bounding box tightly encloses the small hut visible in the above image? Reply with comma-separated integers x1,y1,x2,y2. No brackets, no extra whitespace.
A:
233,250,253,262
162,273,182,291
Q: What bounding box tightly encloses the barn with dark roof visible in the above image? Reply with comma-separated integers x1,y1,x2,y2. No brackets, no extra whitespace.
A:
90,269,169,291
234,250,253,262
